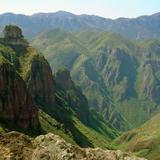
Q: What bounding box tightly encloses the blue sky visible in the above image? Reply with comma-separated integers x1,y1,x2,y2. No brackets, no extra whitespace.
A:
0,0,159,19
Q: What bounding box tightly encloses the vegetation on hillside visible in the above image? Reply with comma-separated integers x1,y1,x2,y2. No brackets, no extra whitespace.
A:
114,112,160,160
0,25,119,149
32,28,160,131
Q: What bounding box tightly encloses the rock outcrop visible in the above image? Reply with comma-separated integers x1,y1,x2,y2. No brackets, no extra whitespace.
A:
0,61,39,130
26,54,55,106
0,131,147,160
56,67,73,89
0,25,56,130
55,67,89,124
0,24,59,131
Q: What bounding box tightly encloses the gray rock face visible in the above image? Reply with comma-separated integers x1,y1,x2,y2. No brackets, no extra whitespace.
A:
0,131,147,160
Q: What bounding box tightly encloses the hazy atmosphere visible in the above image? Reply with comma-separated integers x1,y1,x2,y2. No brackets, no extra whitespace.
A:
0,0,159,18
0,1,160,160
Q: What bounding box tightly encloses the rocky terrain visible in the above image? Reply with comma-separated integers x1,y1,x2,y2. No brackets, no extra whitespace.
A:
0,131,146,160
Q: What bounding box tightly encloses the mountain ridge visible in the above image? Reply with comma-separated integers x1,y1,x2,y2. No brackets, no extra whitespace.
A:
1,10,159,20
1,11,160,39
0,25,119,150
32,28,160,131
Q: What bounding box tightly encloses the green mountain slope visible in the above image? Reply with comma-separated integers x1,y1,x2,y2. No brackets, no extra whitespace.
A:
32,28,89,71
32,29,131,131
114,112,160,160
32,29,160,131
0,25,119,149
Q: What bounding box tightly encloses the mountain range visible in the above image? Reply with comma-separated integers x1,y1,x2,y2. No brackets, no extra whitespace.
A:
0,11,160,39
0,10,160,160
0,25,118,149
32,28,160,132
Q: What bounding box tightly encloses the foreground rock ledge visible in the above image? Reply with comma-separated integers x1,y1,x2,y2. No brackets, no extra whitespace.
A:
0,131,147,160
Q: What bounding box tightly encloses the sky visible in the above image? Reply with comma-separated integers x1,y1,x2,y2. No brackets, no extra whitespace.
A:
0,0,159,19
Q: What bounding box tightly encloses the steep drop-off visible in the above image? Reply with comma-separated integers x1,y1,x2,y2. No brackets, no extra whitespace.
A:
0,57,39,130
0,25,119,150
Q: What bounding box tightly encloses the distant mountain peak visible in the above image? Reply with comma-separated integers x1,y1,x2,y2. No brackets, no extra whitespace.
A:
152,12,160,17
55,10,75,15
32,10,75,17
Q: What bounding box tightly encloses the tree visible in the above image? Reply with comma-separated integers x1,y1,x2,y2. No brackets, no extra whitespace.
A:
3,25,24,39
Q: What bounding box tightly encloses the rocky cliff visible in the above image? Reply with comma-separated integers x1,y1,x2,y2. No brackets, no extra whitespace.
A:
25,53,55,106
0,25,56,130
0,60,38,130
